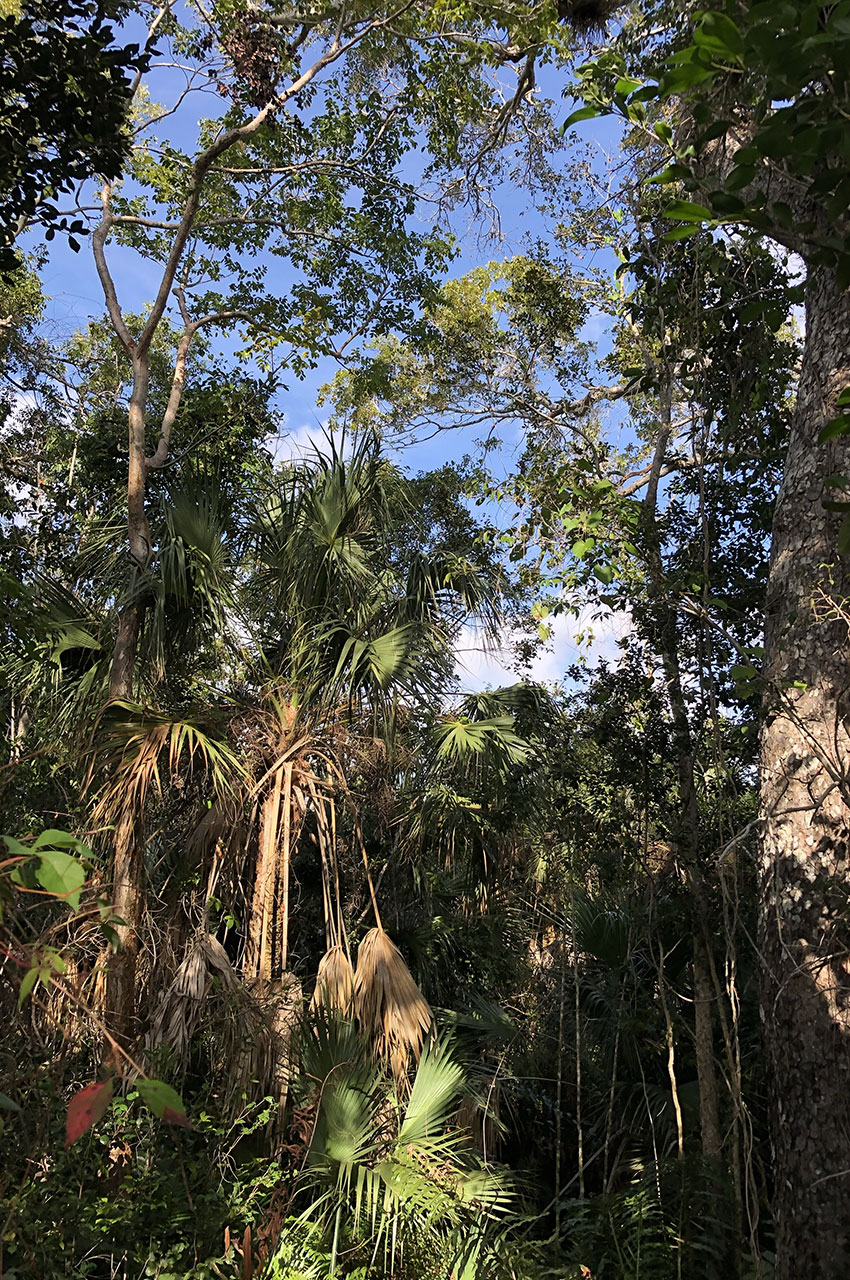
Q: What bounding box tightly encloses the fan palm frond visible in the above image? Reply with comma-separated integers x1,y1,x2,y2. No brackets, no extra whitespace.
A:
402,550,499,630
3,571,110,734
459,681,555,723
397,1037,465,1149
88,703,244,821
146,485,241,681
296,1024,514,1278
431,715,532,769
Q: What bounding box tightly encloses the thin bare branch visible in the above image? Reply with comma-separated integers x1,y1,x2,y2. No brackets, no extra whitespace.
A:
134,1,416,358
92,185,135,355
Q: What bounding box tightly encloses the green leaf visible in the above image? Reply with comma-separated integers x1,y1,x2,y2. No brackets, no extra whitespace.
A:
730,663,760,686
615,75,642,95
33,829,92,855
726,164,757,191
663,225,701,241
34,849,86,912
593,564,615,585
1,835,30,858
694,11,745,58
18,967,38,1008
649,163,692,185
665,199,714,222
137,1079,190,1126
839,514,850,557
0,1092,20,1112
653,121,673,144
819,414,850,442
561,104,602,131
661,61,718,92
99,923,121,950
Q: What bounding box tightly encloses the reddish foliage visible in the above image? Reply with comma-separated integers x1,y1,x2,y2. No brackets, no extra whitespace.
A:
162,1106,192,1128
65,1078,113,1146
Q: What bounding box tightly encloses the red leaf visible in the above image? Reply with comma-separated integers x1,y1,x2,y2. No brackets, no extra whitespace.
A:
162,1105,192,1128
66,1078,113,1146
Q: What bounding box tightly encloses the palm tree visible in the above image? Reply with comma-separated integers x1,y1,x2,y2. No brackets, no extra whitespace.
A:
236,434,505,1048
67,434,506,1078
290,1013,514,1279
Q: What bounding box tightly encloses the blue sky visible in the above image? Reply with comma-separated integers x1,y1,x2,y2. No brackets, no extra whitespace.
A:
21,11,629,688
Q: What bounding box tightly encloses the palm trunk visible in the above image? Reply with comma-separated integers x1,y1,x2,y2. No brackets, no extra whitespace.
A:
760,264,850,1279
246,781,280,981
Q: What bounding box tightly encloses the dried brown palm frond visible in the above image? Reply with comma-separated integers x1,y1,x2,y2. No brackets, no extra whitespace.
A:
147,933,302,1114
186,797,245,877
311,945,354,1015
353,927,432,1083
243,972,303,1114
147,932,240,1065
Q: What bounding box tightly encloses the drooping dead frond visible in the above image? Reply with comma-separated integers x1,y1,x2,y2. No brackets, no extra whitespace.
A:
311,945,354,1015
353,927,432,1083
147,932,239,1065
148,934,302,1114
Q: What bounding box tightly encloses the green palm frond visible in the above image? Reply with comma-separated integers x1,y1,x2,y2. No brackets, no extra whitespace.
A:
402,551,500,634
246,437,503,723
432,715,532,768
88,703,244,819
297,1020,514,1277
3,571,110,735
328,622,417,694
459,681,555,723
569,893,633,972
397,1037,465,1148
146,486,241,681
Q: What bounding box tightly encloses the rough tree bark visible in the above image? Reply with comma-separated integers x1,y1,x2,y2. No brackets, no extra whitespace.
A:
760,265,850,1280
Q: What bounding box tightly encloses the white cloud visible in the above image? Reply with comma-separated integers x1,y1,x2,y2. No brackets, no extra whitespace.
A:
454,605,631,693
266,418,348,464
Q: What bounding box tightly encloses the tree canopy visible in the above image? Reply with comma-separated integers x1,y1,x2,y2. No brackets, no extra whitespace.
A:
2,3,850,1280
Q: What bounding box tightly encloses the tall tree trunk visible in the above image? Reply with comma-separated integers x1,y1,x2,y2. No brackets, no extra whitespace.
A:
108,355,151,701
642,396,724,1163
108,600,141,701
693,933,722,1159
104,807,144,1048
760,264,850,1280
101,358,152,1037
